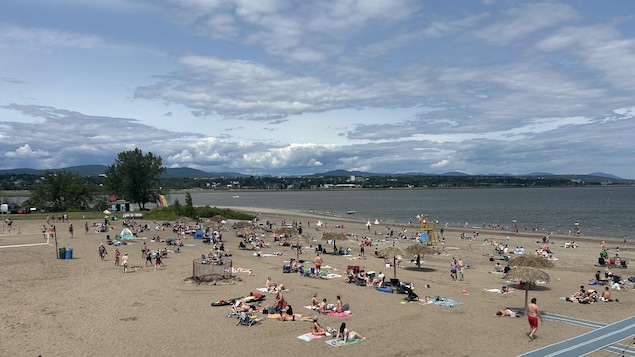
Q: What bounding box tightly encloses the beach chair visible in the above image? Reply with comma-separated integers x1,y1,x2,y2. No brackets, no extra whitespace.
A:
236,312,259,326
595,272,608,285
227,302,240,318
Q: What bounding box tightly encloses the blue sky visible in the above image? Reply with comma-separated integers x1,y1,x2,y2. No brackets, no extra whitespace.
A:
1,0,635,178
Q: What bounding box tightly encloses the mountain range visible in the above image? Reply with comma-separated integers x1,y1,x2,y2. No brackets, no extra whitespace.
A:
0,165,629,182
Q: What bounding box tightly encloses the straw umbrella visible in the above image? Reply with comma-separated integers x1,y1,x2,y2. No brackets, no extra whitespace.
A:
504,266,551,314
321,232,348,253
210,215,226,223
234,221,251,229
405,243,437,270
276,226,297,237
507,254,554,313
511,254,555,269
235,229,257,238
378,244,403,280
287,234,310,261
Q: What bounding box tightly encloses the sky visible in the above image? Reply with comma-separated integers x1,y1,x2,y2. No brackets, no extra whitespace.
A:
1,0,635,178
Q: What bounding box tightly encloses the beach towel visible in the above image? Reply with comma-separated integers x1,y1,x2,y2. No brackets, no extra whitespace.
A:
325,338,363,347
484,288,502,293
297,333,324,342
256,287,289,294
427,298,462,307
252,253,284,257
323,273,343,279
328,311,352,317
267,314,281,319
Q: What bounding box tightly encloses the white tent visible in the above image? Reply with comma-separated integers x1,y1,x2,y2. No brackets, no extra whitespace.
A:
117,227,135,240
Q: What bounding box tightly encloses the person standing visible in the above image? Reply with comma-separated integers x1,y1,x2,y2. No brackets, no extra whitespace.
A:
450,258,457,281
114,248,120,267
154,252,162,271
99,243,107,261
69,224,74,239
314,253,322,275
121,253,129,273
85,221,89,235
527,297,543,341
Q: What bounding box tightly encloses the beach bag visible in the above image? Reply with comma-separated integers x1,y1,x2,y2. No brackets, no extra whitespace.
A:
342,303,350,311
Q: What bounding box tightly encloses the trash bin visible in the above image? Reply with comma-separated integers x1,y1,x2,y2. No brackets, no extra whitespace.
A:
58,247,66,259
65,248,73,259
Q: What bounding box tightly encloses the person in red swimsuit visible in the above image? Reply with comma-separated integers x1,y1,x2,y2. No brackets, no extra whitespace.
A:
527,297,543,341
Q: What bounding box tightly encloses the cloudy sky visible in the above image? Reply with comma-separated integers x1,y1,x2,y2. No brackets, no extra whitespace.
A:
1,0,635,178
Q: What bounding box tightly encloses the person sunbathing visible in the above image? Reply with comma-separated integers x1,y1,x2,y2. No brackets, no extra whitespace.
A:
335,323,366,344
495,309,520,317
501,285,515,294
310,316,327,336
278,309,312,322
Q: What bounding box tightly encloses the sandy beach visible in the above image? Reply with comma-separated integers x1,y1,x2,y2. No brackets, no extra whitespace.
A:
1,208,633,357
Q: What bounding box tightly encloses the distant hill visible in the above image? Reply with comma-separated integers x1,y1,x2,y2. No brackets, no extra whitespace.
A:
0,166,630,182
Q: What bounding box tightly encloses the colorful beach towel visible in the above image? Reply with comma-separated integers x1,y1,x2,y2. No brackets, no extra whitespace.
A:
328,311,352,317
297,333,324,342
426,298,462,307
325,338,363,347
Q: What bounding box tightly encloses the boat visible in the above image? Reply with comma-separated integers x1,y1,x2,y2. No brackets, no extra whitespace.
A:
346,210,356,215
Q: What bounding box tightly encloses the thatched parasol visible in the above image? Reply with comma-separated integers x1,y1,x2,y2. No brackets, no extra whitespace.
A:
235,229,257,238
234,221,252,229
405,243,437,269
276,226,297,236
321,232,348,253
210,215,226,222
504,266,550,314
378,244,403,279
287,234,310,261
511,254,555,269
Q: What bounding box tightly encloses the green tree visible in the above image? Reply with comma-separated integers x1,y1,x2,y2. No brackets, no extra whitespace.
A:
184,192,195,218
25,171,91,211
105,148,165,210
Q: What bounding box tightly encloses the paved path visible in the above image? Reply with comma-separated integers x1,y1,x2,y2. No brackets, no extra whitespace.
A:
518,315,635,357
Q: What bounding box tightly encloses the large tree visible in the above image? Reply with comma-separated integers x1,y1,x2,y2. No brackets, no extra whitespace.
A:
105,148,165,210
25,170,91,211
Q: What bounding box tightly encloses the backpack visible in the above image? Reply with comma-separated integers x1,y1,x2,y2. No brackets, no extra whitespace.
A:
342,303,350,311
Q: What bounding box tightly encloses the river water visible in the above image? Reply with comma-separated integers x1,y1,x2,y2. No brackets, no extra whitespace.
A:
167,186,634,239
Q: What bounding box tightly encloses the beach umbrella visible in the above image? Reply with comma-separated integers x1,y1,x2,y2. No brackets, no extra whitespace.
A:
235,229,257,238
405,243,437,270
276,226,297,236
504,266,550,314
378,244,403,280
234,221,251,229
210,215,226,222
103,209,111,215
321,232,348,254
510,254,555,269
288,234,310,261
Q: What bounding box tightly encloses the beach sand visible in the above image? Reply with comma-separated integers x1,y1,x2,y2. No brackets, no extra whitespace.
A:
0,208,633,357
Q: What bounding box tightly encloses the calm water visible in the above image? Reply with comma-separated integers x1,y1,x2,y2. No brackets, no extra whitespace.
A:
167,187,634,239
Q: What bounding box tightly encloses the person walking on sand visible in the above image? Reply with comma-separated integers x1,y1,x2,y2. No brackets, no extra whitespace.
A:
121,253,129,273
527,297,543,341
99,243,107,261
154,253,162,271
114,248,120,267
